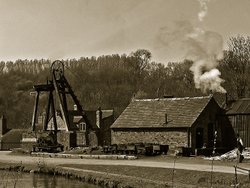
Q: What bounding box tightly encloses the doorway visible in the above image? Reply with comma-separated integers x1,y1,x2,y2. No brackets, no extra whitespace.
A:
207,123,214,147
196,127,204,148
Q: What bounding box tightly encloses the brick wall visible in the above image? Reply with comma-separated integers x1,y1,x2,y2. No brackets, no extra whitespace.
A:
111,129,188,149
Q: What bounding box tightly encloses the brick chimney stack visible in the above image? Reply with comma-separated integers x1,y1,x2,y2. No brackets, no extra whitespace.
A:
74,104,77,111
96,107,102,128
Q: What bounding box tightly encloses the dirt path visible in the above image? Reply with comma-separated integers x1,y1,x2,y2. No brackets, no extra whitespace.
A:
0,151,249,175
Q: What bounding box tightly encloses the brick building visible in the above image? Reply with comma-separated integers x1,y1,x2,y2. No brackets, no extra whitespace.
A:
29,108,114,150
0,106,114,151
111,95,235,153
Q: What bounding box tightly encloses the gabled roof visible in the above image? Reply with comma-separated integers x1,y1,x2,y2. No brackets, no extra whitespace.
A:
73,116,84,124
111,95,214,129
226,98,250,114
48,115,66,130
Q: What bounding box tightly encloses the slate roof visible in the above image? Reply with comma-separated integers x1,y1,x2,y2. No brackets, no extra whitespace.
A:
111,95,213,129
226,98,250,114
68,109,114,129
102,110,114,119
0,129,27,143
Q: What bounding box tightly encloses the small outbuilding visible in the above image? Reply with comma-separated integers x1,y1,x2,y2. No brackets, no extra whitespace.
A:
111,95,235,154
226,98,250,147
0,129,27,150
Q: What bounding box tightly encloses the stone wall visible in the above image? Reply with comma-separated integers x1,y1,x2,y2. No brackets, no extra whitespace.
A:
88,131,98,147
111,129,188,149
76,131,87,146
1,142,22,150
21,132,37,151
57,131,76,150
21,131,88,151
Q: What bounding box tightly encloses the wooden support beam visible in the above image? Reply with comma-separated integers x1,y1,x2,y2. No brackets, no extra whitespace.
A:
61,83,69,122
52,73,70,131
33,83,54,92
62,76,92,129
31,91,40,131
51,91,58,132
43,91,52,131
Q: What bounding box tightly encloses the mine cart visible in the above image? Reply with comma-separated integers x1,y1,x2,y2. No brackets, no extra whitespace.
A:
125,144,137,155
135,143,146,155
145,143,161,155
117,144,127,154
160,144,169,155
102,144,118,154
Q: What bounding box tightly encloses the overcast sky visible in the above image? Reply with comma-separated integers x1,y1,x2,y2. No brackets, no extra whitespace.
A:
0,0,249,64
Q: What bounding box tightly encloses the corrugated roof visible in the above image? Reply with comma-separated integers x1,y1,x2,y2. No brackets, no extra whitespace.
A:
226,98,250,114
111,96,213,129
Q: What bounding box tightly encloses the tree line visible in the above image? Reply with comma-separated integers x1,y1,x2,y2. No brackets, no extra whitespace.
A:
0,35,249,129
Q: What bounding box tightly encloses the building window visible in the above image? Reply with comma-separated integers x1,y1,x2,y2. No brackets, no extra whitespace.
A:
78,122,86,131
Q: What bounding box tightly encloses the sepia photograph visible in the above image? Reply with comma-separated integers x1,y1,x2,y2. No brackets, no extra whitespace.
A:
0,0,250,187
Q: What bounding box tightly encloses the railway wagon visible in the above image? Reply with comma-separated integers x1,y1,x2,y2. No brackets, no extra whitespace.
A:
103,143,169,156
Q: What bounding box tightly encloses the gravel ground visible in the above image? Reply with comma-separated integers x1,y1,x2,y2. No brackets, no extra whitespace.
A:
1,151,250,187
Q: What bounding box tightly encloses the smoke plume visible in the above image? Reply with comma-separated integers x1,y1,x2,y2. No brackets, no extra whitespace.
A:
186,0,226,93
155,0,226,93
198,0,209,22
186,29,226,93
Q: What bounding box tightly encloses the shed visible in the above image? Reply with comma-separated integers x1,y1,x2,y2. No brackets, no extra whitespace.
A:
0,129,27,150
111,95,235,153
226,98,250,147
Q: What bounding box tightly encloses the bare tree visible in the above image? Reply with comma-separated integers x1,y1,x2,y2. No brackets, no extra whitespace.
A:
221,35,250,98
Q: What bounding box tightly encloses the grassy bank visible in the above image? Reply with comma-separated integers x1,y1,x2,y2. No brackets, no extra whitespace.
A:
0,161,166,188
61,164,250,188
0,160,250,188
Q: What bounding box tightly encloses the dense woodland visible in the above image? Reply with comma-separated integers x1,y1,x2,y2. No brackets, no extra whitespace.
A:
1,35,250,129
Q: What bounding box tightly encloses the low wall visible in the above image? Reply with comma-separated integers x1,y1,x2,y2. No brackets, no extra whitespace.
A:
30,152,137,160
